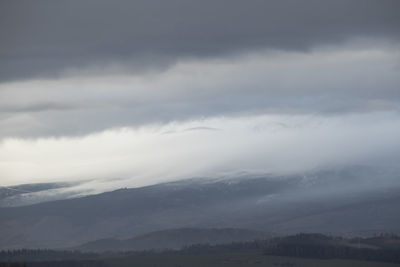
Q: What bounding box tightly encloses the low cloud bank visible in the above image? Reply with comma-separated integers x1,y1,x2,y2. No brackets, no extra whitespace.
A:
1,112,399,190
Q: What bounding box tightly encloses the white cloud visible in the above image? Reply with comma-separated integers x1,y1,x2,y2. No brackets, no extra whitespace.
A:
1,112,399,190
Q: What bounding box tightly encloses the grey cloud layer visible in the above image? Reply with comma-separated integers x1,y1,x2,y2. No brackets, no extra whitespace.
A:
0,47,399,138
1,0,399,82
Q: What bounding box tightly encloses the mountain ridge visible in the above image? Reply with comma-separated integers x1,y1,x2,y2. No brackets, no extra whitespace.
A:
1,166,399,250
74,228,269,252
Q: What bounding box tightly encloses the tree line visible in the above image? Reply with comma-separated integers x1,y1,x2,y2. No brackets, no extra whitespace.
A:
1,233,399,265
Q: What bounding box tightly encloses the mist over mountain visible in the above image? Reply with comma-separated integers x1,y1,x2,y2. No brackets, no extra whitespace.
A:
0,182,86,207
1,165,399,250
1,3,400,266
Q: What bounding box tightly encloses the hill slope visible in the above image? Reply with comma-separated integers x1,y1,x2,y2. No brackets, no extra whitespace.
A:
1,166,400,249
76,228,268,252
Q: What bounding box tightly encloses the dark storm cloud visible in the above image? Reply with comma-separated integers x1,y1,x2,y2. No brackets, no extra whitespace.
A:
0,0,399,82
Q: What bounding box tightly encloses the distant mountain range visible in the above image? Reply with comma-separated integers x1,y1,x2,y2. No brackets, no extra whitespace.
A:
75,228,268,252
1,166,399,250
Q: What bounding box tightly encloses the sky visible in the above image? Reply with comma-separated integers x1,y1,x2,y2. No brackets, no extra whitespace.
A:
0,0,399,189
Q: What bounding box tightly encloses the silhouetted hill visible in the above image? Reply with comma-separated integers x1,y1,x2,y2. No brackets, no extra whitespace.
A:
76,228,268,252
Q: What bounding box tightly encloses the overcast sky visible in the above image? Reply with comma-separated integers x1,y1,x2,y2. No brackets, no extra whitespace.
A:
0,0,399,188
